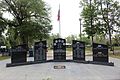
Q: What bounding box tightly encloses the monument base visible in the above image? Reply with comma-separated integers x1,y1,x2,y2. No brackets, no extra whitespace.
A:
6,60,114,67
52,59,72,62
6,61,47,67
73,60,89,64
88,61,114,66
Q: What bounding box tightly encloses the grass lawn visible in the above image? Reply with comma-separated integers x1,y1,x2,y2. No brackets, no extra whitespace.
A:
109,46,120,59
114,46,120,50
66,48,72,51
0,56,10,61
109,53,120,59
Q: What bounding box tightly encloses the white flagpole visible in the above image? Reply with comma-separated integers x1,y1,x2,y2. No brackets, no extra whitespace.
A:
59,4,61,38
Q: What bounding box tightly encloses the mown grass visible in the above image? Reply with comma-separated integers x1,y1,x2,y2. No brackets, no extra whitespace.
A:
109,53,120,59
109,46,120,59
114,46,120,50
0,56,10,61
66,48,72,51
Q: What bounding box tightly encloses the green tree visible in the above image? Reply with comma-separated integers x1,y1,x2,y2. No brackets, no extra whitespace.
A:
0,13,6,37
0,0,52,47
0,35,5,46
94,34,107,44
112,34,120,46
80,0,120,46
80,34,91,45
47,33,59,48
66,35,77,44
5,27,21,47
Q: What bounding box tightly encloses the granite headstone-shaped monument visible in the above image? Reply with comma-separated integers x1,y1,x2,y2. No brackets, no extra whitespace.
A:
93,43,108,62
11,44,27,63
53,38,66,61
34,41,47,61
72,40,85,61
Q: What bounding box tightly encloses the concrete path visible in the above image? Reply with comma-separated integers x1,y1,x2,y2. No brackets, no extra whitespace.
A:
0,57,120,80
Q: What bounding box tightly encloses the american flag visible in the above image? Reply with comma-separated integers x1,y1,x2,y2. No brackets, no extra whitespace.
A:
57,4,60,21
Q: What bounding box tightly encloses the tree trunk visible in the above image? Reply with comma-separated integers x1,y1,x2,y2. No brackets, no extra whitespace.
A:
21,35,29,51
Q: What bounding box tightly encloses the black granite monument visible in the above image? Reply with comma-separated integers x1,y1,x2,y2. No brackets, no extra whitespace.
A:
72,40,85,61
93,43,108,62
34,41,47,61
11,44,27,63
53,38,66,61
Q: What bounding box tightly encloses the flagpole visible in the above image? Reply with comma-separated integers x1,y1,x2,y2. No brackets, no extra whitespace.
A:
59,4,61,38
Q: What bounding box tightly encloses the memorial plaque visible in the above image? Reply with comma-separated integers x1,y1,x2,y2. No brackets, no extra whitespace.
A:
53,38,66,61
11,44,27,63
93,43,108,62
54,65,66,69
34,41,47,61
72,40,85,61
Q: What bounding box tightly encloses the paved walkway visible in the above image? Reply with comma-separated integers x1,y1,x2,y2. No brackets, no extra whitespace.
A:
0,57,120,80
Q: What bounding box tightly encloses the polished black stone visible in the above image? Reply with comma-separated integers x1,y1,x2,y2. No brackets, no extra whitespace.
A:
72,40,85,61
11,44,27,63
93,43,108,62
34,41,47,61
53,38,66,61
